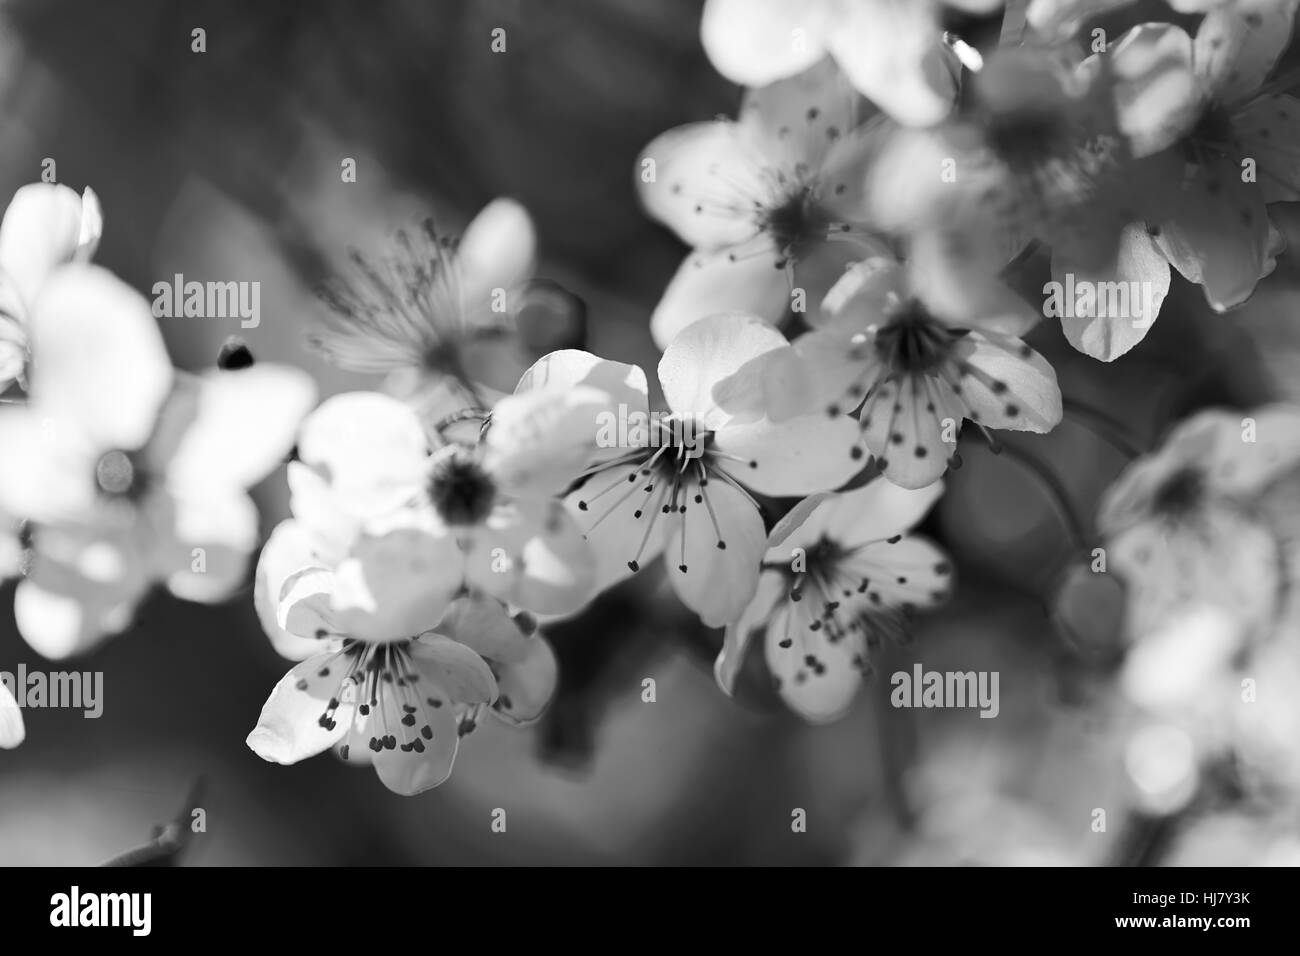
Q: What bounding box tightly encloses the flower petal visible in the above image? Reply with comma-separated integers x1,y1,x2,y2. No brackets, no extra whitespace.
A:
246,653,354,765
160,491,259,603
1107,23,1199,158
564,465,668,592
436,594,534,663
859,372,965,489
666,477,767,626
515,349,650,417
162,365,316,497
713,411,864,496
1233,94,1300,203
490,634,558,726
463,499,596,615
650,248,788,351
1194,2,1297,104
296,391,429,516
367,684,460,795
637,121,770,250
331,527,465,642
255,520,333,661
411,633,498,704
0,409,97,523
820,478,945,545
483,385,612,498
456,197,536,307
765,601,866,723
952,332,1063,433
1154,155,1270,312
738,56,866,170
1050,223,1171,361
28,265,172,452
0,680,24,749
658,312,789,426
826,0,956,127
0,184,89,310
715,569,785,695
700,0,831,88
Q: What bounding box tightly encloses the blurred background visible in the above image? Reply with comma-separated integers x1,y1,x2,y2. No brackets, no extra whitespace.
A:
1,0,1299,865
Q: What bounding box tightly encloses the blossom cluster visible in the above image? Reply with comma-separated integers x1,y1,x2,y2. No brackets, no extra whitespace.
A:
2,0,1300,822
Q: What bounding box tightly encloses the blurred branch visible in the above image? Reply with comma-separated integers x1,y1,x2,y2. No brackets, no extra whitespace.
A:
100,776,205,867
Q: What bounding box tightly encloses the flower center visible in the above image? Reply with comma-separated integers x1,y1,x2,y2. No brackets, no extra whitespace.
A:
762,188,831,264
95,449,145,500
573,417,756,573
1186,104,1236,160
874,301,966,374
1151,466,1205,517
427,447,496,526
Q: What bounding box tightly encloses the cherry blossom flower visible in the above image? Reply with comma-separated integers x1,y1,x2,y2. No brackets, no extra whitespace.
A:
0,265,314,658
1091,10,1299,321
0,183,101,391
310,198,537,427
637,58,892,346
1098,404,1300,642
284,389,601,616
715,478,952,722
869,44,1179,287
249,505,561,793
518,313,865,626
713,256,1062,489
699,0,1003,126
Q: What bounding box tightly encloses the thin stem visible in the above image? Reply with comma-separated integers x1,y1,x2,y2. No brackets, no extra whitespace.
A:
1062,396,1147,460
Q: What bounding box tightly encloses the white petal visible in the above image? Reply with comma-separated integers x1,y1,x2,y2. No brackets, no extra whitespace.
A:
0,680,25,749
637,121,770,249
28,265,172,452
564,464,668,591
765,600,865,722
1195,2,1297,104
331,528,465,642
658,311,789,426
1107,23,1199,158
161,491,259,603
715,569,785,695
455,197,536,306
1051,224,1171,361
666,477,767,626
246,654,354,765
411,634,498,704
953,332,1063,433
463,499,596,615
368,687,460,795
483,385,612,498
256,520,333,661
859,372,964,489
650,249,788,351
0,184,87,310
738,56,865,169
713,411,864,496
826,1,956,127
0,409,97,523
163,365,316,496
490,634,558,726
514,349,650,417
436,594,533,663
700,0,831,88
820,478,945,545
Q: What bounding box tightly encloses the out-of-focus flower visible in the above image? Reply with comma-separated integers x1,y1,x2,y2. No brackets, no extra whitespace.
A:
0,184,101,391
870,45,1164,281
286,390,601,616
310,198,536,428
518,313,864,626
1095,11,1298,317
715,478,951,721
637,58,891,347
1098,404,1300,642
713,255,1062,489
0,679,23,749
699,0,1003,126
0,265,314,658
